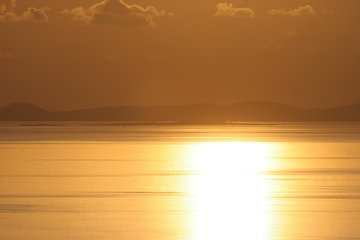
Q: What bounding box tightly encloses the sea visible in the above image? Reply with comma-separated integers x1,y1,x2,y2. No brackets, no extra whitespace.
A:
1,122,360,240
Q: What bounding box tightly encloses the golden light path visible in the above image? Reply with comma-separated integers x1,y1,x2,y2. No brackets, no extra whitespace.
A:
187,142,277,240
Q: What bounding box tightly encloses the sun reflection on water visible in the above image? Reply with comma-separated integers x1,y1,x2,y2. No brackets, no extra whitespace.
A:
188,142,276,240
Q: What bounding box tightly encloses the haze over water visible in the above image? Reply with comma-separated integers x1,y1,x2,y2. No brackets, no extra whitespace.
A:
1,122,360,240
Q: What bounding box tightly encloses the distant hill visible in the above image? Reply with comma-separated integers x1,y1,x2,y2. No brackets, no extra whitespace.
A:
1,101,360,122
0,102,50,121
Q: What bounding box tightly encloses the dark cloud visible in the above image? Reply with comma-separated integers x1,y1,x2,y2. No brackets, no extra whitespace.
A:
61,0,174,27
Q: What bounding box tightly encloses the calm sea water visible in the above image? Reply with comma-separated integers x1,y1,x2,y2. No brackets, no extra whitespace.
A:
1,122,360,240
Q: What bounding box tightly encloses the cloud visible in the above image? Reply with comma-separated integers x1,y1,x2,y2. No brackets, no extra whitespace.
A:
61,0,174,27
214,3,255,18
0,0,48,22
321,10,334,14
0,0,15,13
0,50,17,59
267,5,315,17
21,7,49,22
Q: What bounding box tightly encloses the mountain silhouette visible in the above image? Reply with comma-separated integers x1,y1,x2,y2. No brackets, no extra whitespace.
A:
1,101,360,122
0,102,50,121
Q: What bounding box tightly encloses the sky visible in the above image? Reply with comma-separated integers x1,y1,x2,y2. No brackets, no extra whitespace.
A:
0,0,360,111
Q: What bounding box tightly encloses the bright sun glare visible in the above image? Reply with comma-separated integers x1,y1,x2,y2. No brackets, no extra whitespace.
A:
189,142,275,240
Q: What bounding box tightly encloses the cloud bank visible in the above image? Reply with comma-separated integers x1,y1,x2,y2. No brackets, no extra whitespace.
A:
214,3,255,18
267,5,315,16
0,0,48,22
62,0,174,27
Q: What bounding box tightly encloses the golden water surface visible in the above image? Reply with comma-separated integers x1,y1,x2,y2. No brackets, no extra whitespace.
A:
1,124,360,240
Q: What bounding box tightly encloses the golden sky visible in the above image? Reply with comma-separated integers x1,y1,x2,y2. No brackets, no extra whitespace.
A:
1,0,360,110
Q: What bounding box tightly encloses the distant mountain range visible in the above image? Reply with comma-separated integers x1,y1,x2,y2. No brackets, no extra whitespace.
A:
1,101,360,122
